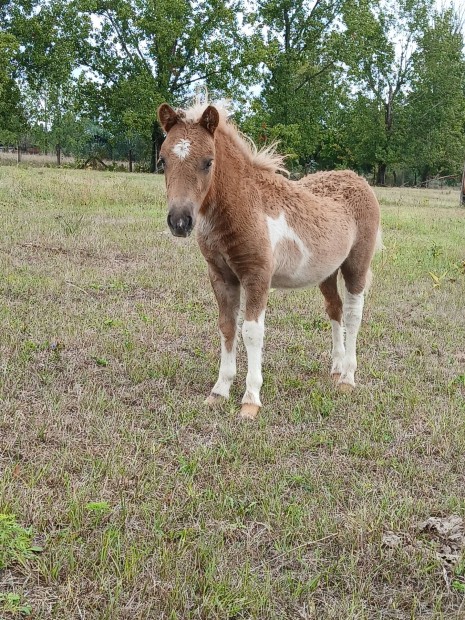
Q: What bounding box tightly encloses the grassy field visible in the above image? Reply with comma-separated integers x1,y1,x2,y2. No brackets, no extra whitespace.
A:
0,167,464,619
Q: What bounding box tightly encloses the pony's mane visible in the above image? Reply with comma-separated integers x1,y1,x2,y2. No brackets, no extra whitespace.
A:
181,102,287,175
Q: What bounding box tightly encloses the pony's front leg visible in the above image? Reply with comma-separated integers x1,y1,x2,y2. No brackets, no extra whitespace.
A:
319,272,344,381
205,263,241,406
240,279,269,420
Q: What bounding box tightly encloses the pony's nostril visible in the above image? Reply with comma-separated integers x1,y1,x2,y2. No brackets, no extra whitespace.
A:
167,211,193,236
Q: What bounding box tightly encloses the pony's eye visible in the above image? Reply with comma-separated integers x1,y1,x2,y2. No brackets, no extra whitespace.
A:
203,159,213,170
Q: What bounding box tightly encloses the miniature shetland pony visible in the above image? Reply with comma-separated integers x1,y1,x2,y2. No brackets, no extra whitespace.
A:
157,103,380,419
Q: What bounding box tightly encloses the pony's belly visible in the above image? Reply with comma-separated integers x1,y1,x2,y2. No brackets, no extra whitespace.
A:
266,212,351,289
270,238,347,289
271,258,339,289
271,271,316,289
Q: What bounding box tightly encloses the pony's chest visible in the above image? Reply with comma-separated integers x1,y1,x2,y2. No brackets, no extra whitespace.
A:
196,215,217,250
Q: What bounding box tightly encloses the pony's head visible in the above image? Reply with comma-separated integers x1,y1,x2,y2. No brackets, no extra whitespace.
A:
157,103,219,237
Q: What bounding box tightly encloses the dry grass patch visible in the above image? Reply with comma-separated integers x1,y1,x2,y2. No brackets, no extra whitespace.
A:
0,168,465,619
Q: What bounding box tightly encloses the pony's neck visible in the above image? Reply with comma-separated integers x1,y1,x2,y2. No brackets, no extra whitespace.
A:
204,127,249,212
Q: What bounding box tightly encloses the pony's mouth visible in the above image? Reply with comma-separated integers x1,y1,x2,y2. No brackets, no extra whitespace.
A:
167,213,194,237
170,228,192,238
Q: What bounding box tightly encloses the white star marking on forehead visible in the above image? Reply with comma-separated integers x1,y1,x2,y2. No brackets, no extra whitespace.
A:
172,139,191,160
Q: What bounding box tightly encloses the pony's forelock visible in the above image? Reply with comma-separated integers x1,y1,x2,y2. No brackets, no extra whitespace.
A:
180,101,287,175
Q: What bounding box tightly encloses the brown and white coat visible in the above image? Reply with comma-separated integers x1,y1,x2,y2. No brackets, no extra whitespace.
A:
158,103,381,418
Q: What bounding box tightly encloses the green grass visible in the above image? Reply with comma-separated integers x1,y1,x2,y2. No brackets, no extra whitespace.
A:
0,168,464,618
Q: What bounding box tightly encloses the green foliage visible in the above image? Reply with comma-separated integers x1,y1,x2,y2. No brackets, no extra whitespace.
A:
85,501,111,515
0,514,42,569
0,32,26,141
73,0,258,168
85,501,111,525
0,593,32,616
1,0,464,181
252,0,352,168
401,9,465,181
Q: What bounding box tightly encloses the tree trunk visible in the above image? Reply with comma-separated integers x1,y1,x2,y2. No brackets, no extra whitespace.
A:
461,163,465,206
17,143,21,163
376,163,387,186
56,144,61,166
129,149,133,173
151,122,165,173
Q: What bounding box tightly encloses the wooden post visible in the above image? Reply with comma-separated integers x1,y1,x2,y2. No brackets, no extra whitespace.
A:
461,163,465,206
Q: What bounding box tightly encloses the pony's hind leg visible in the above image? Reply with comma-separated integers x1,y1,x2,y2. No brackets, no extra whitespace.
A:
205,262,241,406
319,272,344,381
338,262,368,392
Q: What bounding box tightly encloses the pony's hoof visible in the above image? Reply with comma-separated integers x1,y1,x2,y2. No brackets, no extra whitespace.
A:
205,393,226,407
337,382,354,394
239,404,260,420
331,372,341,384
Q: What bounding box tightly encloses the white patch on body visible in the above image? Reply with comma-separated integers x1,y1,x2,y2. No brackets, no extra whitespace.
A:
267,212,308,257
266,213,312,287
172,139,191,160
266,212,352,288
339,288,364,387
241,310,265,406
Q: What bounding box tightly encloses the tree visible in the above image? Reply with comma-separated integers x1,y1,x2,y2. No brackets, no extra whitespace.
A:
75,0,261,171
343,0,433,184
4,0,91,162
248,0,352,168
401,8,465,183
0,32,27,147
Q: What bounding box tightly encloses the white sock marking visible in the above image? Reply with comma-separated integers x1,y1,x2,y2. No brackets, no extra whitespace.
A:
340,289,364,386
242,311,265,406
211,333,237,398
330,319,345,375
172,139,191,160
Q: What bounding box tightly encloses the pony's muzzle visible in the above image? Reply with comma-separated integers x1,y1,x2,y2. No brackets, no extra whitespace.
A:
167,211,194,237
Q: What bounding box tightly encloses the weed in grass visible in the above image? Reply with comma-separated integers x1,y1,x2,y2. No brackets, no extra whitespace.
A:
85,501,111,524
0,514,42,569
55,213,85,236
0,593,32,616
429,270,449,288
154,352,181,379
311,389,334,417
430,242,443,259
93,356,109,367
452,557,465,593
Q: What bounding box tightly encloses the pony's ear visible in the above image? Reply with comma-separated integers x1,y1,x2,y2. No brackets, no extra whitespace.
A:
158,104,181,133
199,106,219,135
